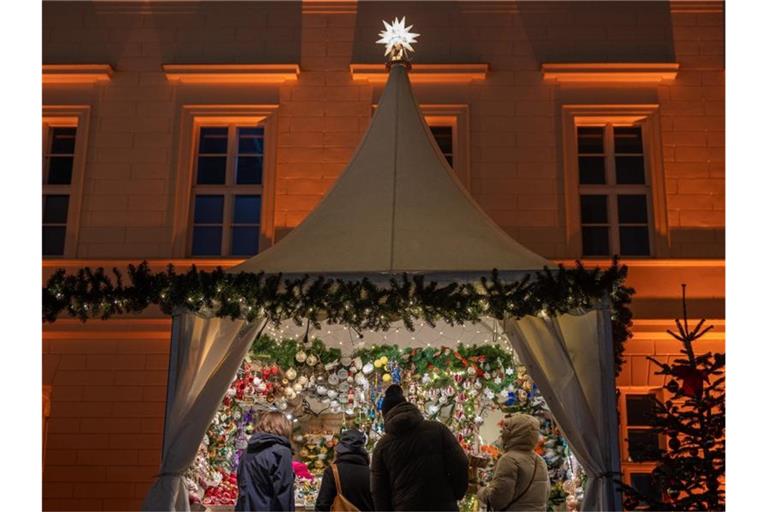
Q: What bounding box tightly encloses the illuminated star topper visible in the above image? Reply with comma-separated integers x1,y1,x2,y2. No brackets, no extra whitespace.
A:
376,17,420,63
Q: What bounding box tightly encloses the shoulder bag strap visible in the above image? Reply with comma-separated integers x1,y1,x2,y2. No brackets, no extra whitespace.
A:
499,455,539,510
331,463,343,497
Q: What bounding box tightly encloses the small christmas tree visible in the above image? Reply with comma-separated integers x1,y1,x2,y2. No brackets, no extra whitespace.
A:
620,285,725,511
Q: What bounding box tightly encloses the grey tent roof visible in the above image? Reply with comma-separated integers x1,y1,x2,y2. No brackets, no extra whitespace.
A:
231,63,550,275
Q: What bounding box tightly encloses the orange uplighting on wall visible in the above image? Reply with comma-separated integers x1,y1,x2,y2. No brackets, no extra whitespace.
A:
42,64,113,84
162,64,301,84
541,63,679,83
350,63,489,83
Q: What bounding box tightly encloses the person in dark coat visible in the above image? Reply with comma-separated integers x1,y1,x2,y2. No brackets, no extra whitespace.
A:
315,429,374,511
235,411,295,511
371,385,469,511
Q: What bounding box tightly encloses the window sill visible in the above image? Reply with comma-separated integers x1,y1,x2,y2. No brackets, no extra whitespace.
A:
43,64,113,84
542,63,679,83
163,64,300,84
350,63,488,83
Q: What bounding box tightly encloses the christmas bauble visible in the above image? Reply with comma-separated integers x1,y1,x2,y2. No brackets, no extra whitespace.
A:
306,354,318,367
295,351,307,363
362,362,374,375
285,368,297,381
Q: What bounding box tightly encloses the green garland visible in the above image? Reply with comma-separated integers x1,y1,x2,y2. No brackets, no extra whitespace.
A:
249,337,341,370
42,259,634,372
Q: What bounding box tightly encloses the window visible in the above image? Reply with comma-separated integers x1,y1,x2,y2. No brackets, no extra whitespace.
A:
429,125,454,168
189,125,265,256
42,106,90,257
562,105,669,258
619,387,667,502
577,125,651,257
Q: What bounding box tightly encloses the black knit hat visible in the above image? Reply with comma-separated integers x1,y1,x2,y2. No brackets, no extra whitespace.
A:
381,384,406,417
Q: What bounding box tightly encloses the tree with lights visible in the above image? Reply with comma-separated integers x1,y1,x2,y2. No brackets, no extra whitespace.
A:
620,285,725,511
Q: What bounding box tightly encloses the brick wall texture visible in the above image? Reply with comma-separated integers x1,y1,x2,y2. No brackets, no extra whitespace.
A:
42,1,724,510
43,1,724,260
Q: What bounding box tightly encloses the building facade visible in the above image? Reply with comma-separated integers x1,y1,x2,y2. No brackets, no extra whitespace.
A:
42,1,725,509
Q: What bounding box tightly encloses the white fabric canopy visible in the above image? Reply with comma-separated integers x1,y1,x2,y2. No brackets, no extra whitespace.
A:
503,310,621,511
145,62,622,511
142,312,264,512
230,63,548,274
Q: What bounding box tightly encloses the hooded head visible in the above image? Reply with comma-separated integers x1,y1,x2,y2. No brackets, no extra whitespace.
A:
381,384,407,417
499,413,540,452
334,428,369,464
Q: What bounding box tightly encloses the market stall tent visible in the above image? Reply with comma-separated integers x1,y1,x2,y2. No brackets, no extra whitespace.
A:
142,61,621,511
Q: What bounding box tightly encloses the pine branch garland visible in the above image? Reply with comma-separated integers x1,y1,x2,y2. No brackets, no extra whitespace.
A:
43,259,635,372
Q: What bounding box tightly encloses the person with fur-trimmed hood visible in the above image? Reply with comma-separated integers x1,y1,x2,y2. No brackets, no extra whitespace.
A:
477,413,550,511
371,384,469,511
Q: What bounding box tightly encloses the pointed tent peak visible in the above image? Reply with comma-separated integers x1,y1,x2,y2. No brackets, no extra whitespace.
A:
230,63,550,276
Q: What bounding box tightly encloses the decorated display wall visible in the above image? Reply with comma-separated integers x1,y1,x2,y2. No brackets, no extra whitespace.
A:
186,336,585,511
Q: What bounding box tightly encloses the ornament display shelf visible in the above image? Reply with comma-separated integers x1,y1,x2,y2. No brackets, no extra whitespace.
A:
187,336,585,511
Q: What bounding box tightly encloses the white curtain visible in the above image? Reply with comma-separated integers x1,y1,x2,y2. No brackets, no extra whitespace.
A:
142,310,264,512
503,309,622,511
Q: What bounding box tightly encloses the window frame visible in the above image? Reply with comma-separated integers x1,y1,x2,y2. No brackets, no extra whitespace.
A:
422,105,471,190
618,386,668,501
172,105,278,258
42,105,91,258
562,105,669,258
371,103,471,190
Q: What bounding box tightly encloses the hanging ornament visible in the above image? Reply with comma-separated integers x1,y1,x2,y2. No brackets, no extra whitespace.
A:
328,373,339,386
362,363,374,375
353,357,363,370
382,373,392,383
374,359,384,369
340,356,352,367
295,351,307,363
306,354,318,367
285,367,297,381
337,368,349,380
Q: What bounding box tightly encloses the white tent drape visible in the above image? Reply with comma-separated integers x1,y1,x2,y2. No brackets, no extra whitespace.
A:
142,311,264,512
503,309,622,511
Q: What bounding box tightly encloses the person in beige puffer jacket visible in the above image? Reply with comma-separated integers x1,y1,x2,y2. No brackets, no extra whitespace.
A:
477,413,550,511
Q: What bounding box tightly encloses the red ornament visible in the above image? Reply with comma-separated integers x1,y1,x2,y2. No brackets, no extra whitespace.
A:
670,365,709,398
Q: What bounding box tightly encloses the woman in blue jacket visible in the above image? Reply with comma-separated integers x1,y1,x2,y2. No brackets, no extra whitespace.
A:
235,411,295,511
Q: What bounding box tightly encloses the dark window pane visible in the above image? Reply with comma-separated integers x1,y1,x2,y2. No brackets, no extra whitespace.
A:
191,226,222,256
234,195,261,224
197,156,227,184
580,195,608,224
50,127,77,154
620,227,651,256
615,156,646,184
578,156,605,184
618,195,649,224
628,429,663,461
236,156,263,185
231,226,260,256
627,394,657,426
43,226,67,256
198,127,228,154
47,157,74,185
193,195,224,224
430,126,453,155
43,195,70,224
614,126,643,153
577,126,604,154
582,226,610,256
630,473,663,503
238,127,264,153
